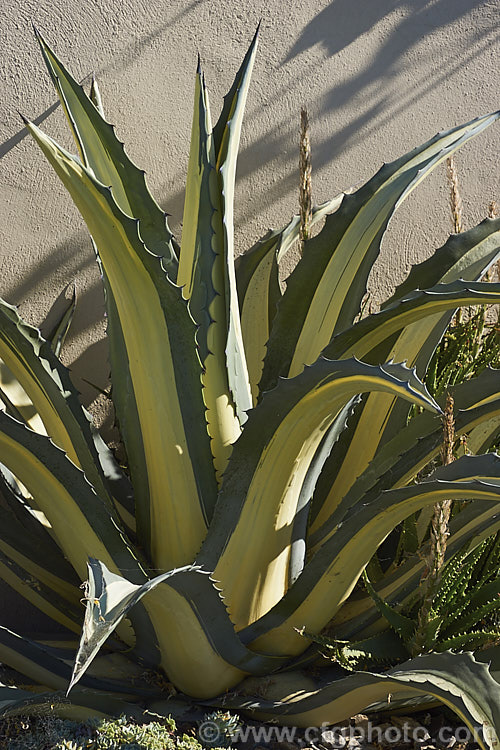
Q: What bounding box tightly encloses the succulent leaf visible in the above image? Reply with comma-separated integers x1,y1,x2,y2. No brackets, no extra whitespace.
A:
0,410,145,584
242,456,500,656
70,559,287,699
217,652,500,750
199,359,440,630
312,218,500,535
177,61,241,480
0,300,115,507
40,283,77,358
34,29,178,276
236,195,344,403
24,119,217,570
214,29,258,426
311,369,500,549
325,280,500,362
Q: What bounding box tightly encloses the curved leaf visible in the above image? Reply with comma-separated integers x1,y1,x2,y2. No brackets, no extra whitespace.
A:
0,551,82,632
388,216,500,308
0,410,146,584
70,559,288,699
311,218,500,535
0,627,154,697
288,398,360,587
222,653,499,749
0,300,115,508
334,504,500,643
199,359,439,630
0,682,144,720
0,478,81,610
242,455,500,656
377,215,500,444
324,280,500,361
311,370,500,548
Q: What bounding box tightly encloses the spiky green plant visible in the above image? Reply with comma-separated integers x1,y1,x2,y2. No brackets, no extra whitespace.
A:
1,27,500,746
426,305,500,398
311,531,500,669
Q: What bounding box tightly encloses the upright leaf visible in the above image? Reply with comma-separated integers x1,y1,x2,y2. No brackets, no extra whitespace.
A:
177,63,241,479
24,121,217,570
40,283,76,357
213,28,260,423
236,195,344,402
35,29,178,276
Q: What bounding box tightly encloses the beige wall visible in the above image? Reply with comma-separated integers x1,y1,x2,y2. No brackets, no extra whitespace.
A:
0,1,499,624
1,0,499,380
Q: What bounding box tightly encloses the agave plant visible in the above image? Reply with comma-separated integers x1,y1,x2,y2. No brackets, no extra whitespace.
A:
1,27,500,744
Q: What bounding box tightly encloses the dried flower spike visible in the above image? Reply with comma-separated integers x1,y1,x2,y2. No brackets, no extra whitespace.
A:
299,106,312,254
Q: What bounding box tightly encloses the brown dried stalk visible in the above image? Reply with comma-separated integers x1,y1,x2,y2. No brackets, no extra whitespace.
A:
412,394,455,655
440,393,455,468
299,107,312,254
446,155,463,234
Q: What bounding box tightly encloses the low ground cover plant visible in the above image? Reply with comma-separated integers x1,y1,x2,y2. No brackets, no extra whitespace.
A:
0,27,500,748
0,712,206,749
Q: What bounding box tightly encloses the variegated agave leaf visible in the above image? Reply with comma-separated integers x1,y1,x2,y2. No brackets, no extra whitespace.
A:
219,652,499,750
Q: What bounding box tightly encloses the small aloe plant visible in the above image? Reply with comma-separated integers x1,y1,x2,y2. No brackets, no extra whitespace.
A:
0,26,500,746
309,531,500,671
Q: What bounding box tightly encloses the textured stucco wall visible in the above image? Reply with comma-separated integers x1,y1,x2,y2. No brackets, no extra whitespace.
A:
0,0,499,629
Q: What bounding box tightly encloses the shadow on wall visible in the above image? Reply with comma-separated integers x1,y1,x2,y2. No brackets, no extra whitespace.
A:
286,0,488,61
0,0,496,392
232,0,496,227
0,0,204,161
